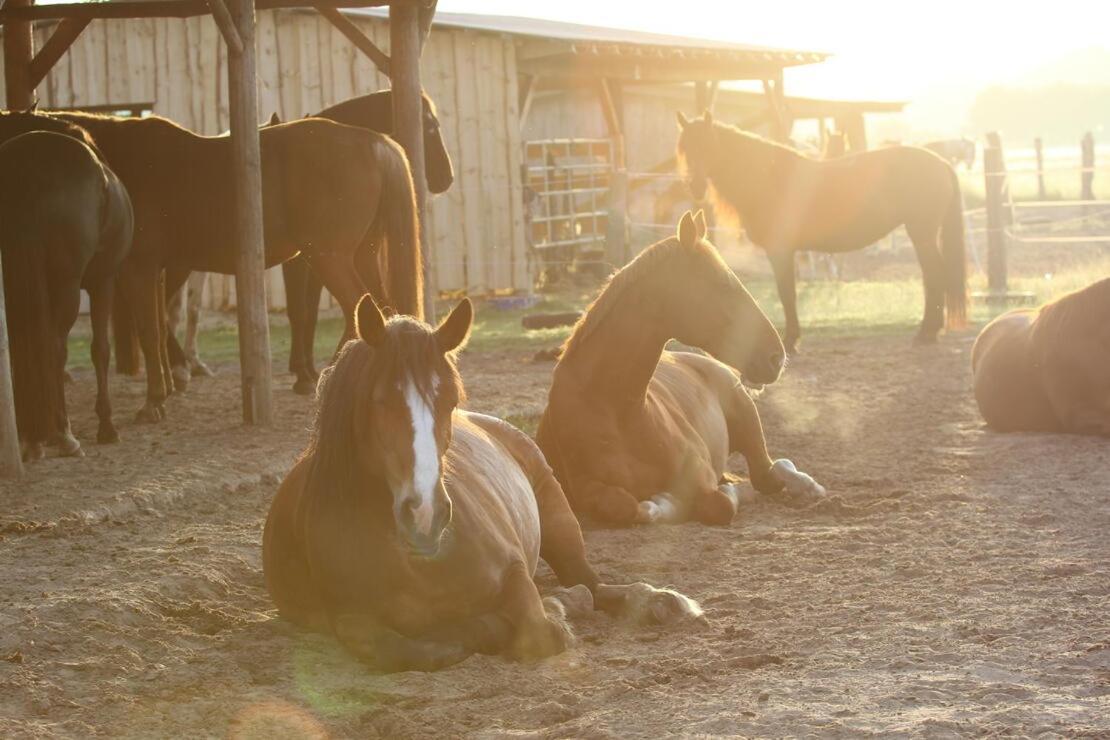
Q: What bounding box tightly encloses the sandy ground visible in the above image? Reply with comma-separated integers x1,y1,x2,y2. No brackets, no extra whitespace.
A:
1,331,1108,738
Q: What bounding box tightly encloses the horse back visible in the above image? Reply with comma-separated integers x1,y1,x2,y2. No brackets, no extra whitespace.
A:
972,310,1057,432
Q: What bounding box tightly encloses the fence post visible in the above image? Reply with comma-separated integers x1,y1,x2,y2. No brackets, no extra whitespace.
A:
1081,131,1095,201
1034,137,1046,200
983,143,1008,296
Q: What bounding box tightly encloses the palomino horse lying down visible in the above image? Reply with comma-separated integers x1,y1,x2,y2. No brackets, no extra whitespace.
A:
972,277,1110,436
264,295,701,672
537,211,824,527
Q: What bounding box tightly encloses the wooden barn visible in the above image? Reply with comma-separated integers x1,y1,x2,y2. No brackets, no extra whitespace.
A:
0,9,904,307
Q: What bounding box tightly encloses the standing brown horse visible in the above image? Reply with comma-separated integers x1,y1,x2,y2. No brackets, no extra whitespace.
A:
264,295,701,672
972,277,1110,436
53,110,422,420
281,90,454,394
0,114,133,459
536,211,824,527
677,111,967,352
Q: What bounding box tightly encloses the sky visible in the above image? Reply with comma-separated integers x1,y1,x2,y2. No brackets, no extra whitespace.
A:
437,0,1110,133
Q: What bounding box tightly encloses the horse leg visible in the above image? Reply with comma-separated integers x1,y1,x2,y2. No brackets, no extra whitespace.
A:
498,561,574,661
163,267,191,392
118,264,169,422
582,480,641,526
907,223,946,343
185,272,213,377
283,257,311,394
726,385,782,495
88,277,119,444
307,253,369,359
331,614,470,673
49,279,83,457
768,249,802,354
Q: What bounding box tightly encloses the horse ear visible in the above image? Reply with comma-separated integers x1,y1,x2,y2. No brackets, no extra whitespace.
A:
693,210,708,239
676,112,690,130
23,101,37,114
435,298,473,354
355,294,387,346
677,211,697,247
702,109,713,126
267,112,281,126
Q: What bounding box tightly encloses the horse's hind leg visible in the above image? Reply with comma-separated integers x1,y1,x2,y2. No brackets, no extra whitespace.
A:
184,272,213,377
282,256,323,395
767,249,802,354
48,276,82,457
307,253,369,358
162,267,191,392
88,277,119,444
907,222,946,343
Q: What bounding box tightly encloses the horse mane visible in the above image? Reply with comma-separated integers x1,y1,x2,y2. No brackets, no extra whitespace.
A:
0,110,101,156
561,235,734,357
53,109,207,139
303,318,465,503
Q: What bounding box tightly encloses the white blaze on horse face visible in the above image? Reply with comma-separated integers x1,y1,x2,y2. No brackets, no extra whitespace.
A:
404,375,440,536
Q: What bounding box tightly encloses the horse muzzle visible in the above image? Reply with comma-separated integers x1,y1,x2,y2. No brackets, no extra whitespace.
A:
395,485,453,558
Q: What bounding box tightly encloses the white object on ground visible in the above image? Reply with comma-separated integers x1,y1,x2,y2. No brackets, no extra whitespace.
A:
636,492,681,524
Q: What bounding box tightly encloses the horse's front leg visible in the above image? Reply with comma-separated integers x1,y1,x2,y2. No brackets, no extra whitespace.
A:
767,249,802,354
332,614,470,673
498,561,574,661
118,264,169,422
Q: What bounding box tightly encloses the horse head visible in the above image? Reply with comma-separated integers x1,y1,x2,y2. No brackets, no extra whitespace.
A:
421,92,454,194
675,110,716,202
672,211,785,386
352,294,472,558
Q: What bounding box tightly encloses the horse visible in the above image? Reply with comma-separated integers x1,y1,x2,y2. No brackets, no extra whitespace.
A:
263,294,701,671
535,211,824,527
51,110,422,420
280,90,454,394
676,110,968,353
972,277,1110,436
924,138,976,169
166,271,213,379
0,119,133,459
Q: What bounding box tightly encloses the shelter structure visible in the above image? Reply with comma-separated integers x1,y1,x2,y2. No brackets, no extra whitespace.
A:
0,0,436,459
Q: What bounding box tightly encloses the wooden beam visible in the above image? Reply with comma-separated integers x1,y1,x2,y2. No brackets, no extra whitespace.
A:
315,3,391,76
518,55,790,83
227,0,273,425
391,0,431,319
0,0,422,24
206,0,244,56
518,74,537,133
596,78,621,138
417,0,436,49
4,0,34,108
28,18,89,90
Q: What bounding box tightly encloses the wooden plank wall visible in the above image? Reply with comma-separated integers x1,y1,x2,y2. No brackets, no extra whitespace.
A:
5,11,530,309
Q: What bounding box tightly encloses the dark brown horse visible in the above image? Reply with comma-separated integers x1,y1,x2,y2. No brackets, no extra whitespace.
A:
536,211,824,527
677,111,967,352
972,277,1110,436
0,115,133,458
263,295,701,671
281,90,454,394
53,110,422,420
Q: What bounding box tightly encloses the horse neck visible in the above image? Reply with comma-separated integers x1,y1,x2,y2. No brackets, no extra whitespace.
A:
711,130,793,208
559,252,708,405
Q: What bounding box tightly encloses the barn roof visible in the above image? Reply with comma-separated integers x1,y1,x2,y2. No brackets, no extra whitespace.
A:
341,8,830,82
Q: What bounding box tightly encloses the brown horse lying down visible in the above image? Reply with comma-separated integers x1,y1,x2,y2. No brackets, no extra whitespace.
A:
537,212,824,527
972,277,1110,436
264,295,701,672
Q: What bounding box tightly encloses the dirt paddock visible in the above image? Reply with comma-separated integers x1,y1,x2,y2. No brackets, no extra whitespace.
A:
1,330,1108,737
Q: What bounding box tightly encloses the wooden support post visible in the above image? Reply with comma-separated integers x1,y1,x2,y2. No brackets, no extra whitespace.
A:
761,74,791,142
596,78,628,266
983,144,1008,296
0,253,23,478
0,0,33,478
28,18,89,89
390,0,431,319
315,3,391,76
1081,131,1095,201
227,0,273,425
1034,137,1046,200
206,0,244,55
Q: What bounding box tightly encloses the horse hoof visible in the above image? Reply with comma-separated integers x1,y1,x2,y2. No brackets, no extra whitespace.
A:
601,582,705,626
21,441,45,462
770,459,826,502
512,609,574,661
56,435,84,458
171,366,190,393
548,584,595,618
135,404,165,423
190,361,215,378
97,426,121,444
750,466,786,496
292,379,316,396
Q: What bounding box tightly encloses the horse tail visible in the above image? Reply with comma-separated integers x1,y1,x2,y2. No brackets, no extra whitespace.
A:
112,289,141,375
2,237,63,446
373,138,424,320
941,169,968,329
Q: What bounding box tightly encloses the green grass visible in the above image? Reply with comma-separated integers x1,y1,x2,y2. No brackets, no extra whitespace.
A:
62,260,1107,371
